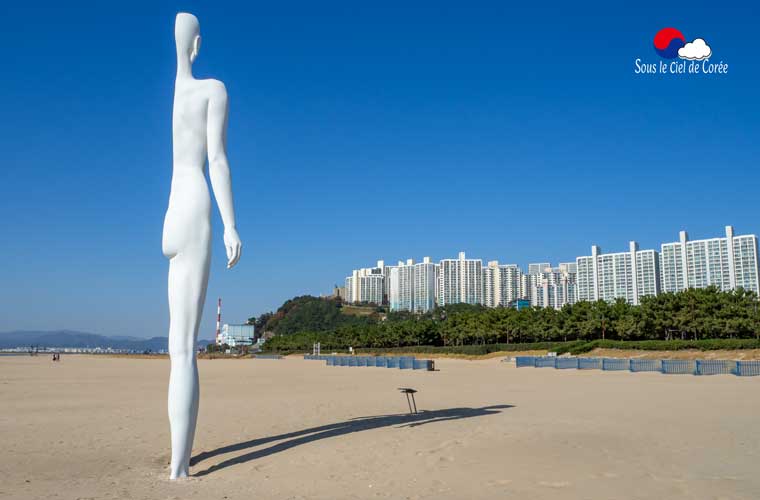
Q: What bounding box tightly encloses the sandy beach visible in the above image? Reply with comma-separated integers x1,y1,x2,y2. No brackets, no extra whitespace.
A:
1,355,758,500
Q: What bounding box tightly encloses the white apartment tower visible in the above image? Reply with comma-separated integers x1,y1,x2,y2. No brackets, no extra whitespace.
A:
439,252,484,306
396,259,416,311
359,273,383,304
388,257,438,313
344,261,385,305
484,261,522,308
380,260,399,304
528,263,550,276
519,273,531,302
576,242,660,305
523,262,548,305
529,264,577,309
388,266,401,311
413,257,438,313
660,226,759,294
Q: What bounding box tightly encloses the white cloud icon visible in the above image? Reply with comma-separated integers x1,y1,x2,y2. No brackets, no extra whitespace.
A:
678,38,712,60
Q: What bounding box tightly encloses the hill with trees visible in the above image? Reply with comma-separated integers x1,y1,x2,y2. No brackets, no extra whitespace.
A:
249,295,377,336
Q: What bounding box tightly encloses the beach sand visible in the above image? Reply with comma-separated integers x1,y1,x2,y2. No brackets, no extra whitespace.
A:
1,355,758,500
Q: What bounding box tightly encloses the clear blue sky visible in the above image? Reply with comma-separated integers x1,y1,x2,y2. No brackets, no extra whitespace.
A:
0,1,757,338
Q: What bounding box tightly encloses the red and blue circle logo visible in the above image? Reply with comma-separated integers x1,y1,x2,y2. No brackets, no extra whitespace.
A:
654,28,686,59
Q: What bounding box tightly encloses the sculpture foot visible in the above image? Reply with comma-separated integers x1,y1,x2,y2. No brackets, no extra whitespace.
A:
170,467,190,480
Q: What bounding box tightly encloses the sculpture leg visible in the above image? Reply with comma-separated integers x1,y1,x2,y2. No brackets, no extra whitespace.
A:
167,244,210,479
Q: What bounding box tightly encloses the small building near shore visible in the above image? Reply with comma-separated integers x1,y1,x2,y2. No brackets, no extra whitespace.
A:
217,324,255,347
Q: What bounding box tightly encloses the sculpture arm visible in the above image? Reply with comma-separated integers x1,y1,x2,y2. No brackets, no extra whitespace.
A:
207,80,242,268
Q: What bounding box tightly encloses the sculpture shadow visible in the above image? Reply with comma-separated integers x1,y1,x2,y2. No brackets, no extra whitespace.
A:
191,404,513,477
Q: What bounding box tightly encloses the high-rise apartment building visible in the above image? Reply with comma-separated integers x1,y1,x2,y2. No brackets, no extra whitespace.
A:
483,265,496,307
576,242,660,305
439,252,483,306
387,266,401,310
576,254,595,302
388,259,415,312
519,273,531,302
558,262,577,274
413,257,438,313
660,226,759,294
528,263,551,276
483,261,522,308
380,260,399,305
388,257,438,313
522,262,548,305
528,264,577,309
344,276,353,302
359,273,383,304
398,259,416,311
344,261,384,305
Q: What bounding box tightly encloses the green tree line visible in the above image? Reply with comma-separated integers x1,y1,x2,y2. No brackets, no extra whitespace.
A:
260,287,760,352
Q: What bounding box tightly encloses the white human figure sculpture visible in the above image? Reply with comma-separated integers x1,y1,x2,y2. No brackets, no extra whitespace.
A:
162,12,242,480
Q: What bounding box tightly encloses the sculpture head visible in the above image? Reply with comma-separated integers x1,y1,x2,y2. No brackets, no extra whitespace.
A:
175,13,201,63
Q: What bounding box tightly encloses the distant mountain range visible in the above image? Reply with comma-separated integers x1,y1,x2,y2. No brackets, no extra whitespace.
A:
0,330,213,351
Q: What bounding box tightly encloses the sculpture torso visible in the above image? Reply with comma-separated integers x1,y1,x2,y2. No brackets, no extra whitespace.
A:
172,79,210,171
162,79,219,258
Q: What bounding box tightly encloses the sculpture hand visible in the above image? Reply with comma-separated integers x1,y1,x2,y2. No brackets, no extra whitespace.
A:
224,227,242,268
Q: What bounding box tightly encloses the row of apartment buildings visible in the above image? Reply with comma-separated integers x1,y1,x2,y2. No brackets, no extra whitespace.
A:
343,226,760,313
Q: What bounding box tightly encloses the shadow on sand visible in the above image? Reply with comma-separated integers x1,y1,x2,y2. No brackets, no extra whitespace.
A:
191,404,514,476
